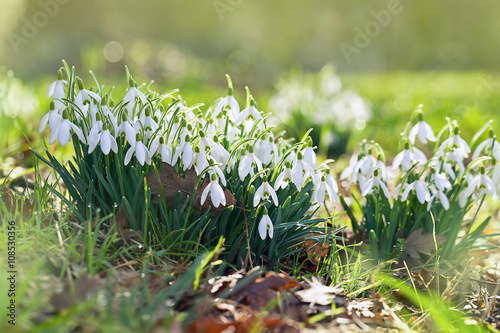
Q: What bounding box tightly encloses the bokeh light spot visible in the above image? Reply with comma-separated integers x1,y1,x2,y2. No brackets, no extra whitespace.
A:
103,41,124,63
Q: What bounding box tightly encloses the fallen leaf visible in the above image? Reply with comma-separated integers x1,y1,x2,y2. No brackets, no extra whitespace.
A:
401,228,446,268
295,277,345,307
145,162,236,216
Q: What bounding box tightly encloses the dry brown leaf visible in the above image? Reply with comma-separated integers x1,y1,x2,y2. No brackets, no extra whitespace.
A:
230,272,301,309
145,162,236,216
401,228,446,268
1,186,34,220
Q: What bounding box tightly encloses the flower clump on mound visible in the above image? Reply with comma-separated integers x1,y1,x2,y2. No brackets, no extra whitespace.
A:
37,62,337,267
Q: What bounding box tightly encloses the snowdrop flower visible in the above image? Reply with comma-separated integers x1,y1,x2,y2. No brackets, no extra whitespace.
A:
208,162,227,186
49,109,86,146
39,101,63,132
438,126,470,160
301,139,317,169
408,109,436,144
124,78,147,117
313,174,338,204
254,176,279,207
373,155,387,181
392,142,427,171
325,169,339,198
124,133,151,166
255,135,278,166
194,146,210,175
429,168,452,192
138,107,159,139
199,131,228,164
238,145,263,181
490,160,500,197
47,69,67,110
74,77,101,118
472,130,500,161
117,113,138,145
292,152,319,189
429,156,456,180
341,155,368,189
150,136,173,165
401,179,430,204
274,161,293,190
213,75,240,122
200,174,226,208
427,185,449,211
237,99,262,130
258,207,274,240
88,122,118,155
361,169,390,198
172,135,195,170
465,166,496,199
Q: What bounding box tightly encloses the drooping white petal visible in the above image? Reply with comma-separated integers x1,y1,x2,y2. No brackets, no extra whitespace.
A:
58,121,71,146
200,183,210,206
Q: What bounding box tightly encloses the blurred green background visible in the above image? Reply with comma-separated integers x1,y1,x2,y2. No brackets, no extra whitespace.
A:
1,0,500,162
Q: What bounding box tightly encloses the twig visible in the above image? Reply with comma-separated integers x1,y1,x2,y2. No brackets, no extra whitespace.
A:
481,279,500,321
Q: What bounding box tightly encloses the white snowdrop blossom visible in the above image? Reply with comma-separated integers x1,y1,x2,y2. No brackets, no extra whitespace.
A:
238,146,263,181
465,166,496,199
254,176,279,207
74,77,101,118
274,161,293,190
401,179,430,204
491,161,500,196
255,135,278,166
313,174,338,204
150,136,174,165
237,100,262,131
430,169,452,192
258,208,274,240
408,109,436,145
123,79,147,117
392,142,427,171
292,152,319,189
427,185,450,211
47,69,67,110
88,123,118,155
472,132,500,161
200,174,226,208
117,113,138,145
39,102,63,132
124,134,151,166
213,76,240,122
361,169,390,198
301,140,318,169
49,110,86,146
438,126,471,161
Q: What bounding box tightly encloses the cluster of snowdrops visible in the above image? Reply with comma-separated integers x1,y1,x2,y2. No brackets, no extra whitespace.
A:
39,64,500,265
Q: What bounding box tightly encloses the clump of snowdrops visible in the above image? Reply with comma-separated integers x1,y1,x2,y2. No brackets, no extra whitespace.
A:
269,63,371,157
36,62,338,268
340,104,499,264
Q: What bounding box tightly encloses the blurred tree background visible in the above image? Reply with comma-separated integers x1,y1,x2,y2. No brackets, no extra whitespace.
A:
1,0,500,158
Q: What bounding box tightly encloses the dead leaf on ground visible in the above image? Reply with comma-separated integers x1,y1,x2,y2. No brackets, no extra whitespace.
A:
400,228,446,269
145,162,236,216
188,313,300,333
1,186,34,221
295,277,345,307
